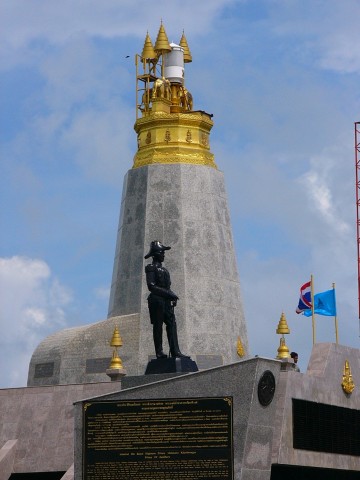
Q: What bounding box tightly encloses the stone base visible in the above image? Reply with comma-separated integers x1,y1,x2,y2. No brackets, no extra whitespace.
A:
106,368,127,381
145,357,198,375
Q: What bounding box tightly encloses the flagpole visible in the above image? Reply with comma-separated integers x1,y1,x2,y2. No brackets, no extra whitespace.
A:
311,274,315,345
333,282,338,344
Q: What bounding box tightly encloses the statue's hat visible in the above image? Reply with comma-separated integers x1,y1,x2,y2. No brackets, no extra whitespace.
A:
144,241,171,259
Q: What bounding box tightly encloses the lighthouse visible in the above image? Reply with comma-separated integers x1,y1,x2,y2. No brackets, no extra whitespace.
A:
108,23,248,374
27,23,248,385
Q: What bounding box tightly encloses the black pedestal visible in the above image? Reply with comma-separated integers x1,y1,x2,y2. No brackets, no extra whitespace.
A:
145,357,198,375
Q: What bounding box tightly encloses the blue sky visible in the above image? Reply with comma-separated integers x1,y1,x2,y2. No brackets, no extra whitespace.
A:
1,0,360,387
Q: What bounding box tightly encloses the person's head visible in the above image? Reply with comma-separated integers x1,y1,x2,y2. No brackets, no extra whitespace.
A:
153,250,165,262
144,241,171,262
290,352,298,363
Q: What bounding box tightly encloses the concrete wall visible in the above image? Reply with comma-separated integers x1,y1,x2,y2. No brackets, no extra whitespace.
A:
272,343,360,472
0,382,121,475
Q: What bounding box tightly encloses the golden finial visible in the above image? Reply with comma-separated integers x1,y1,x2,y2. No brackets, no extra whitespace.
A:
237,336,245,357
110,349,123,369
141,32,156,61
179,31,192,63
276,312,291,359
341,359,355,394
276,312,290,335
277,337,290,359
110,325,123,348
108,325,125,371
154,22,171,53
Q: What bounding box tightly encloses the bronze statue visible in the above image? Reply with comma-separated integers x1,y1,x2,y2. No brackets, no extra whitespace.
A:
144,241,188,359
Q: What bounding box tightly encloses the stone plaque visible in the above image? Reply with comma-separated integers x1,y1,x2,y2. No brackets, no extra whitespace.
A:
34,362,54,378
83,397,233,480
86,358,112,374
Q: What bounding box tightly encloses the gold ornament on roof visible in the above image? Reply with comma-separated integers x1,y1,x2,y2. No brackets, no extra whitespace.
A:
179,31,192,63
154,22,171,53
237,336,245,357
341,359,355,394
277,337,290,359
276,312,291,359
141,32,157,62
110,349,123,369
109,326,124,369
276,312,290,335
110,325,123,347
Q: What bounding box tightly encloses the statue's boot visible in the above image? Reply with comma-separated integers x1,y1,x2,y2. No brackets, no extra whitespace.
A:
153,324,167,358
167,322,189,358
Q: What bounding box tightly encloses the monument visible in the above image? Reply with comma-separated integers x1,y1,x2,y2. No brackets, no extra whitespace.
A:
1,23,360,480
27,22,248,386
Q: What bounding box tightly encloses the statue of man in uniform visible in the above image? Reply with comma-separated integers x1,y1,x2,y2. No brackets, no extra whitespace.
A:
144,241,188,359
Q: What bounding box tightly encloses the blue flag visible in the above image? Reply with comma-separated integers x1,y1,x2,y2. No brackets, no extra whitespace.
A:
303,289,336,317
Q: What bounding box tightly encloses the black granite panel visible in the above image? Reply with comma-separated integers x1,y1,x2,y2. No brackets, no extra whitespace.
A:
86,358,112,374
293,398,360,456
34,362,54,378
271,464,360,480
83,397,234,480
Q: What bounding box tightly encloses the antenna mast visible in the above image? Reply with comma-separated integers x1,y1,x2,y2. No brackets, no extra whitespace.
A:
355,121,360,321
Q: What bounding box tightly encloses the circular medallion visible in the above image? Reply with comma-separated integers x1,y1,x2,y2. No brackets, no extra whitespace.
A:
257,370,276,406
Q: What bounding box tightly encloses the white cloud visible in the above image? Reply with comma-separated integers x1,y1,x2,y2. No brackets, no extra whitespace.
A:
0,256,72,387
300,156,351,237
0,0,235,69
270,0,360,74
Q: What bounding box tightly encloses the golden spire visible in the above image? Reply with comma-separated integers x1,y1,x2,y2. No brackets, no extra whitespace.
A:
154,22,171,53
341,359,355,394
109,325,124,369
141,32,156,61
179,31,192,63
237,336,245,358
276,312,291,359
110,349,123,369
276,312,290,335
277,337,290,359
110,325,123,347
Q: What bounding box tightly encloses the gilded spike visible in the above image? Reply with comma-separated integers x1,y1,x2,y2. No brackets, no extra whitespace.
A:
179,31,192,63
141,32,156,61
276,336,290,359
110,326,123,347
276,312,290,335
275,312,290,359
341,359,355,394
110,349,123,369
154,22,171,53
237,336,245,357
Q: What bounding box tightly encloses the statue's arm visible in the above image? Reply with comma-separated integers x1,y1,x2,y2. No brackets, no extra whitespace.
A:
145,266,178,300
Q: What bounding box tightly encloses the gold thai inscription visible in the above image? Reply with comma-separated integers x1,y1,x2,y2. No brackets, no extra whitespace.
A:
83,397,233,480
164,130,171,143
201,132,209,147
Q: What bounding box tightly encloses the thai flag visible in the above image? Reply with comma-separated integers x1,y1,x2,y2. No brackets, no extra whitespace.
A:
296,281,312,314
